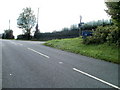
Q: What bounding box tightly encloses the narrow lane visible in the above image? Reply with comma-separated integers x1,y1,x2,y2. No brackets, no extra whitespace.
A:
2,40,119,88
0,39,2,89
15,40,119,87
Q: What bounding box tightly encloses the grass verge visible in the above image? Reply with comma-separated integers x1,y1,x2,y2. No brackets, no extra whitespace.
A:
44,37,119,64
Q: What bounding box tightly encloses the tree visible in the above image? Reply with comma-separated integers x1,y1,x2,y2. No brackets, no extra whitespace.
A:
17,7,36,40
105,1,120,27
2,29,14,39
34,8,40,39
34,23,40,39
70,24,78,30
105,1,120,46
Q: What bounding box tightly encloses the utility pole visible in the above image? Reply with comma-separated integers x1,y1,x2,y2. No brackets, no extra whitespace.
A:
9,19,10,30
34,8,40,39
37,8,39,24
35,8,40,32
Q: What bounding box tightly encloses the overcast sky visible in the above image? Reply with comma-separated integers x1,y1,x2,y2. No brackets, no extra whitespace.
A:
0,0,110,37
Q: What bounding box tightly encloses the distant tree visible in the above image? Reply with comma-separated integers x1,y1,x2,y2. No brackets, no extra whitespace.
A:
2,29,14,39
70,24,78,30
17,7,36,40
105,1,120,27
2,33,5,39
62,27,69,31
17,34,32,40
34,8,40,39
81,19,112,30
34,23,40,39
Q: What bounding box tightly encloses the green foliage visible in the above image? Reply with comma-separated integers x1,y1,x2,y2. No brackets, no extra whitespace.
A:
83,25,119,46
34,24,40,39
81,19,113,30
83,2,120,46
17,33,32,40
105,2,120,27
31,24,79,41
44,38,119,64
24,19,112,41
83,26,110,44
17,7,36,40
2,29,14,39
31,19,112,41
107,26,119,45
104,1,120,46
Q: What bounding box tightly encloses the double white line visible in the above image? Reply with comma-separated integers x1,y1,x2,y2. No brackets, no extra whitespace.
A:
27,48,50,58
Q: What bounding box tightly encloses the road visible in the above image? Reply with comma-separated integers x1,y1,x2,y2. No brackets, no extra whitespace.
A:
0,39,2,89
1,39,119,89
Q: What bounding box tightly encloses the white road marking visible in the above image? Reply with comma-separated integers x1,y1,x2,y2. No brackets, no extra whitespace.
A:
59,62,63,64
27,48,50,58
10,42,17,45
73,68,120,89
10,41,23,46
17,43,23,46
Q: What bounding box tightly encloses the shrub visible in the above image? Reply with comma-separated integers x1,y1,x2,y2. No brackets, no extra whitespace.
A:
106,26,119,46
83,25,119,46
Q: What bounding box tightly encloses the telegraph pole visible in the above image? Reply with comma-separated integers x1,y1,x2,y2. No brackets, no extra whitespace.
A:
9,19,10,30
35,8,39,32
34,8,40,39
37,8,39,25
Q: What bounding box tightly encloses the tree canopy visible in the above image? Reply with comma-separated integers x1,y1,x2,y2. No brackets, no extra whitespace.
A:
2,29,14,39
105,1,120,27
17,7,36,40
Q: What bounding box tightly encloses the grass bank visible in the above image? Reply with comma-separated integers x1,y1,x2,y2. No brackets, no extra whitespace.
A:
44,37,119,64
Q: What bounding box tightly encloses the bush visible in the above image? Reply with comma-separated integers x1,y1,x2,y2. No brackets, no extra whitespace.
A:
106,26,119,46
17,34,32,40
83,25,119,46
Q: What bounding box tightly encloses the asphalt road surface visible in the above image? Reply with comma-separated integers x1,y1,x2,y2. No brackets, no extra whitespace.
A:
1,39,119,89
0,39,2,89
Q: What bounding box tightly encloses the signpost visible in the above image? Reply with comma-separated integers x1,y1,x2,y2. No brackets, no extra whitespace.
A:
78,16,92,39
78,16,84,36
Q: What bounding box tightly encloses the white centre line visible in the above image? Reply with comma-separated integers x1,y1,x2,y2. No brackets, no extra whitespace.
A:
17,43,23,46
10,42,17,45
59,62,63,64
73,68,120,89
27,48,50,58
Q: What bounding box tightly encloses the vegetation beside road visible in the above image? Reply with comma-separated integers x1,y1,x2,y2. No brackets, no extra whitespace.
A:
44,37,119,64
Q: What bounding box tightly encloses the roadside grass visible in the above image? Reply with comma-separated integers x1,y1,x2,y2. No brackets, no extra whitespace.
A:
44,37,119,64
2,39,15,40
